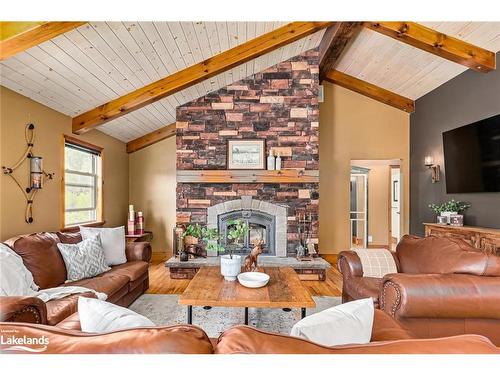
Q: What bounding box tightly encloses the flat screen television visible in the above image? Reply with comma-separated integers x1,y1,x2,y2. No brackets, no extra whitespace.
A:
442,113,500,193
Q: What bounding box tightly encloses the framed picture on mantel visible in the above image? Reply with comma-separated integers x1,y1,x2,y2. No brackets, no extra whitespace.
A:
227,139,266,170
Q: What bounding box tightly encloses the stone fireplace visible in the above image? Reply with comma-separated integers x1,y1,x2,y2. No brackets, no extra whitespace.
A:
207,197,287,257
175,48,320,258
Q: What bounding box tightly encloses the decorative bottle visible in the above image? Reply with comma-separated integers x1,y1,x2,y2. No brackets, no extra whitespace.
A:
267,149,275,170
275,152,282,170
136,211,145,235
127,205,135,235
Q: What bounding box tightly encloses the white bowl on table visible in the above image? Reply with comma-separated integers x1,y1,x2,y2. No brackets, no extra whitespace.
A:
237,272,270,288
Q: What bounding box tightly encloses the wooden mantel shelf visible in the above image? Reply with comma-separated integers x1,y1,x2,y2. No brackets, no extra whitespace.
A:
177,170,319,183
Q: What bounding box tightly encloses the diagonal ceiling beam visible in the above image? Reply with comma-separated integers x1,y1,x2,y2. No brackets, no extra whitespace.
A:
324,70,415,113
0,22,86,61
365,22,495,72
72,21,334,135
319,22,362,80
126,123,176,153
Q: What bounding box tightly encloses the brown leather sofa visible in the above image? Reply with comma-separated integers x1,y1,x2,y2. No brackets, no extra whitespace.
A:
1,309,498,354
337,235,500,345
0,231,151,326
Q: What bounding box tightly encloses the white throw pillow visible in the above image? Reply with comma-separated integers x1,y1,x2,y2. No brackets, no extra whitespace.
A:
0,243,39,296
78,297,154,333
290,298,374,347
57,235,111,282
80,226,127,266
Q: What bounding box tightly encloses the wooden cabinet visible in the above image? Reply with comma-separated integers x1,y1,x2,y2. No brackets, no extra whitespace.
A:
424,223,500,255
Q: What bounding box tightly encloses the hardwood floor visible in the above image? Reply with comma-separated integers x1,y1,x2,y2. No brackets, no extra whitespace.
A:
147,253,342,297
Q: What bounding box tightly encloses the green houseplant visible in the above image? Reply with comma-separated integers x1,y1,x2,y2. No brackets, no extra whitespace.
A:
224,219,250,258
219,219,249,281
429,199,471,215
429,199,470,225
182,223,224,254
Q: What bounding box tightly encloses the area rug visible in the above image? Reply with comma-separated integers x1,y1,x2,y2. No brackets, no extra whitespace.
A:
129,294,341,337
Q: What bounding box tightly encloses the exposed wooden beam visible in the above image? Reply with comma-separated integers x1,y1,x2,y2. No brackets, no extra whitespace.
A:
365,22,495,72
319,22,362,80
324,70,415,113
72,21,334,134
0,22,86,60
126,123,176,153
0,22,45,41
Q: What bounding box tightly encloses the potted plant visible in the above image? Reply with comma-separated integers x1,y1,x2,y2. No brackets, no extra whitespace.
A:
181,224,224,259
429,199,471,224
183,224,201,247
219,219,249,281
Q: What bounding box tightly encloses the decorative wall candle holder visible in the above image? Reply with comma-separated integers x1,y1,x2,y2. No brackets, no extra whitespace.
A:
1,123,54,223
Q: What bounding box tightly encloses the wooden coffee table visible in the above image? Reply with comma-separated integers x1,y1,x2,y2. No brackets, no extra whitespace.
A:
179,266,316,325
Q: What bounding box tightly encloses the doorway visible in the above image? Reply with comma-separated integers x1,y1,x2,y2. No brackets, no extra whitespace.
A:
390,166,402,251
350,160,402,250
349,167,369,249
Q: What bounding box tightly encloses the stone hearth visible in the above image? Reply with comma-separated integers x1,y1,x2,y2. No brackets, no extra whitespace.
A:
165,256,331,281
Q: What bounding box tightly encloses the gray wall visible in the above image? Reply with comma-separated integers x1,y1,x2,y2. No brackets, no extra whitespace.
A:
410,52,500,236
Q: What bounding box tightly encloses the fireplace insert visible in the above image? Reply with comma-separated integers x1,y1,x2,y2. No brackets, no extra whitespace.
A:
218,210,275,255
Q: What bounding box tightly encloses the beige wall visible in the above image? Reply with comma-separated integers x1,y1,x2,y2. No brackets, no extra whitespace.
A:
319,82,410,254
0,86,129,241
129,138,176,254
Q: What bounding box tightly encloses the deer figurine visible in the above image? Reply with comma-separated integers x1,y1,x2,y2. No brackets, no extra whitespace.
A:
244,240,264,272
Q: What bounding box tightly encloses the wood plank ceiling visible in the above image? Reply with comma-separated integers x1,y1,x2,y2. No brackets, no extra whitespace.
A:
1,22,500,144
335,22,500,100
0,22,325,142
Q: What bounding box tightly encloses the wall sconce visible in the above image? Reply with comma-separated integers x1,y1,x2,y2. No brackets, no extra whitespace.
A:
2,123,54,223
424,156,440,183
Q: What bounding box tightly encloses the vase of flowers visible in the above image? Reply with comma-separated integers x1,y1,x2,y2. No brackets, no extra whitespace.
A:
429,199,471,224
219,219,249,281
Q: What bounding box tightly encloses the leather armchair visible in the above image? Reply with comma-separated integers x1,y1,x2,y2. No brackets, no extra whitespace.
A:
338,235,500,345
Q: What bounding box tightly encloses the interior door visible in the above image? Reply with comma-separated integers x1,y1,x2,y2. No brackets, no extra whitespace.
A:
350,173,368,249
390,167,401,242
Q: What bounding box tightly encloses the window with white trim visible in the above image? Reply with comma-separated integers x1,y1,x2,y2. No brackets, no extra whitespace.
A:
63,138,102,227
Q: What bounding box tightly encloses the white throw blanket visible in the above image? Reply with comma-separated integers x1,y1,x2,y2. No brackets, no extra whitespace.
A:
0,243,107,301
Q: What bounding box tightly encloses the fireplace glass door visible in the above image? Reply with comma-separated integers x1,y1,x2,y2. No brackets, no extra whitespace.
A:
218,210,275,255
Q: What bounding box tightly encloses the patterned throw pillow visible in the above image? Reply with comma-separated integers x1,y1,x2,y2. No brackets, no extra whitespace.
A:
353,248,398,278
57,235,111,282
